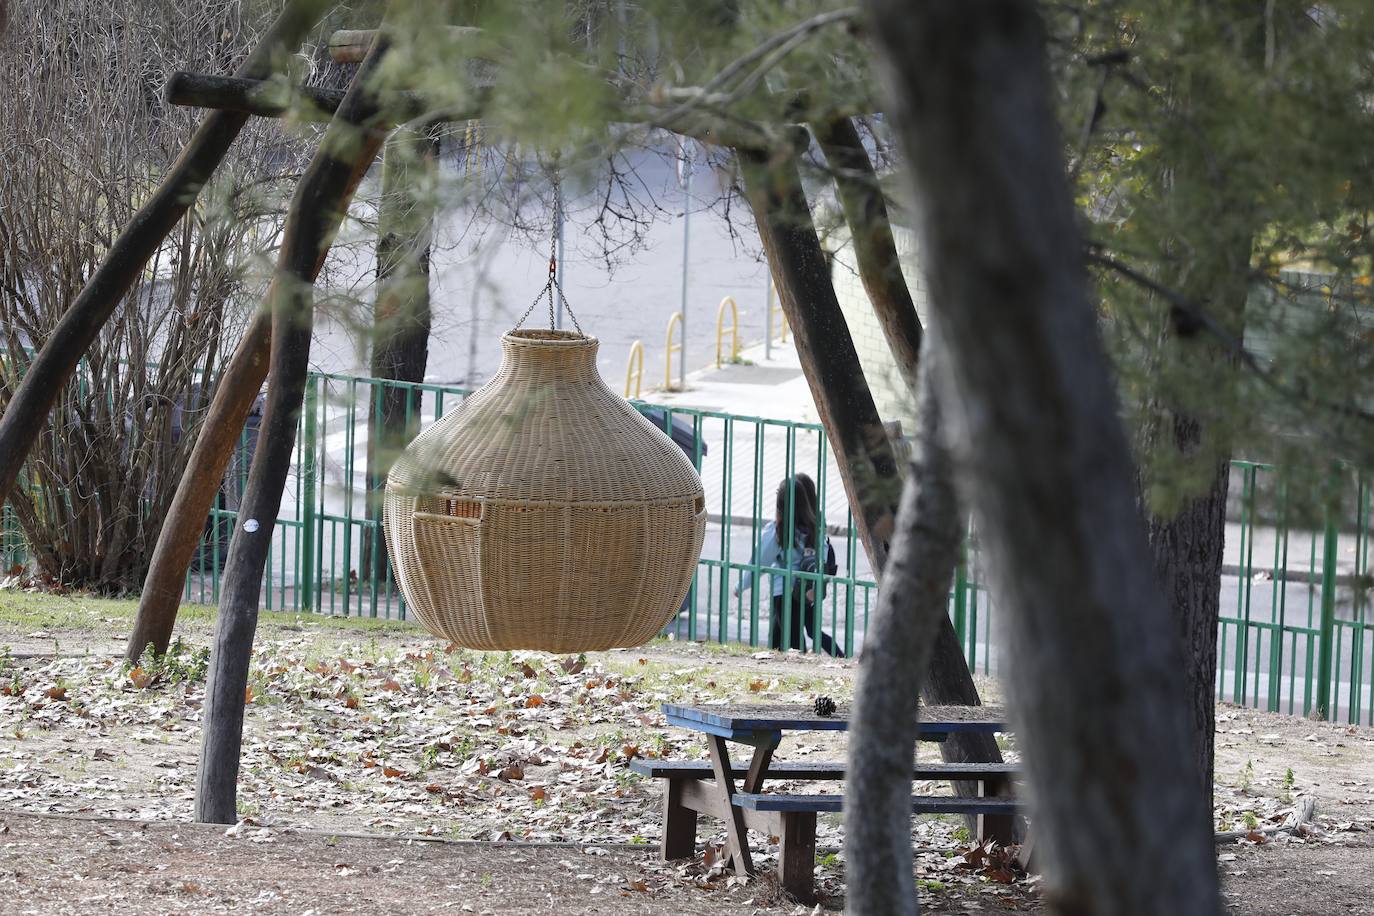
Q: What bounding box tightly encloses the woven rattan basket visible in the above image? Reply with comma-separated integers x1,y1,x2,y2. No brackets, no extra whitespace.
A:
384,329,707,652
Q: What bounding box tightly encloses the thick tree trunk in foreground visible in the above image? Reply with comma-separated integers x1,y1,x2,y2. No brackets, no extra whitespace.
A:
846,344,960,916
737,151,1006,834
125,133,386,665
864,2,1222,913
195,41,391,825
0,0,332,510
361,124,440,582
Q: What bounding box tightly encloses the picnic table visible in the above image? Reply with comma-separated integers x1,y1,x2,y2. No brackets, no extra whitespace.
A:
631,702,1019,900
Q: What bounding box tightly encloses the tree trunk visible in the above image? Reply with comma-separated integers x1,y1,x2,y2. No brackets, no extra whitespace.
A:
810,120,1012,829
812,115,922,395
846,343,960,916
125,132,386,665
195,39,391,825
863,1,1222,913
361,123,440,582
0,0,333,510
1146,442,1229,794
736,149,1006,834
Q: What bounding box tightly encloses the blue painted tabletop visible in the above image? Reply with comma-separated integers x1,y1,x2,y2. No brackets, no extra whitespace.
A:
662,703,1009,736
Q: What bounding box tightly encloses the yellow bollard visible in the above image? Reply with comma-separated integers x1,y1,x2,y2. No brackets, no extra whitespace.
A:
664,311,683,390
715,296,740,368
624,339,644,399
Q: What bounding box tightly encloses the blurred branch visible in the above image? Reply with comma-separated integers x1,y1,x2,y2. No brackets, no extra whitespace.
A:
1088,248,1374,426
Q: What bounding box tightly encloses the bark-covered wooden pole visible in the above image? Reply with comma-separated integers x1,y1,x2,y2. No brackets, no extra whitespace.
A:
361,123,441,581
811,116,922,395
194,37,392,825
845,340,961,916
812,117,1014,829
864,1,1222,912
738,147,1011,840
737,150,902,566
125,129,385,664
0,0,334,510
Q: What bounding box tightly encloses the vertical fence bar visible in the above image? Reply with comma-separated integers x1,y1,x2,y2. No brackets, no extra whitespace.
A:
952,545,968,644
1316,504,1339,720
301,376,319,614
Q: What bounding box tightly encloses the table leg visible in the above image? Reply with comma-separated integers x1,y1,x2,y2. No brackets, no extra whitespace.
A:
978,774,1017,846
706,735,754,876
742,742,775,793
661,777,698,860
778,811,817,902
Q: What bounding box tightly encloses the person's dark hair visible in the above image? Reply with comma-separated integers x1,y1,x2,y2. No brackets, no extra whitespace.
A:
775,474,819,547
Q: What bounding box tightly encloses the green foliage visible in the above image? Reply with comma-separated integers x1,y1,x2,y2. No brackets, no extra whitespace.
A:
1054,1,1374,502
133,638,211,686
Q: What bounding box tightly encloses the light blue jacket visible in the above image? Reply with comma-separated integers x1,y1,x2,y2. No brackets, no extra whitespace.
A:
735,521,816,599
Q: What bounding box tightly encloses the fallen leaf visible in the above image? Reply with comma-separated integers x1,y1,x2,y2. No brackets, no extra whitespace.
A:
525,695,544,708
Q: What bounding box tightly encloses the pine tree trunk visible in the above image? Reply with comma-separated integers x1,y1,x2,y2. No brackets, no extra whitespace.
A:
1146,438,1229,793
863,1,1222,912
361,123,440,582
846,343,960,916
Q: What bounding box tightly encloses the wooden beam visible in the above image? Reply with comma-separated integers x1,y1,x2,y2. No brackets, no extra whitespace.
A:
328,25,483,63
166,70,805,154
0,0,335,512
124,131,385,665
164,71,471,125
193,34,393,826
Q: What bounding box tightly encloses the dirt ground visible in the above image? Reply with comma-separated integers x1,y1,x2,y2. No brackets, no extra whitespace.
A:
0,591,1371,914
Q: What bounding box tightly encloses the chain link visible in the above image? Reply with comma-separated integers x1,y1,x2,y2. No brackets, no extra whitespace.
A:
514,174,585,336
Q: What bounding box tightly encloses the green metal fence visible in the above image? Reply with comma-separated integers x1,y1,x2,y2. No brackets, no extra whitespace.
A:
181,371,882,655
5,367,1374,724
172,374,1374,723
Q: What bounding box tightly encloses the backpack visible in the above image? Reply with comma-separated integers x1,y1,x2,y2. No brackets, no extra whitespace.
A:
795,534,838,601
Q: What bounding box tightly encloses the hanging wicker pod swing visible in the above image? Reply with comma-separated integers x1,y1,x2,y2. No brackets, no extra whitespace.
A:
383,327,707,652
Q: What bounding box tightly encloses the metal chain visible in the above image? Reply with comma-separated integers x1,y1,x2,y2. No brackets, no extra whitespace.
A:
514,173,585,336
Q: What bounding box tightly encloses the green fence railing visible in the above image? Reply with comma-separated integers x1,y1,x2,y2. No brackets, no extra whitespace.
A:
181,371,882,656
5,367,1374,724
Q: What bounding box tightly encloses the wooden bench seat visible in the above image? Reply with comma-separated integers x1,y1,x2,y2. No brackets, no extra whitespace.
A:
730,791,1020,816
629,757,1019,782
640,755,1021,900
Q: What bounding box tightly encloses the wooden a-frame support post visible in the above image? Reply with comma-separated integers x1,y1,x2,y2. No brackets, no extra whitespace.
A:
195,35,393,824
811,116,1016,840
128,96,471,665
